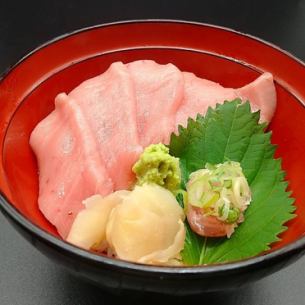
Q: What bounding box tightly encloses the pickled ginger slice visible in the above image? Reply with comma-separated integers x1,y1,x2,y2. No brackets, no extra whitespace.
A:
106,185,185,265
67,191,129,250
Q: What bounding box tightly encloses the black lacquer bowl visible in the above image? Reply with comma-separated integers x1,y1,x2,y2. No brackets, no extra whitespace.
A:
1,21,305,294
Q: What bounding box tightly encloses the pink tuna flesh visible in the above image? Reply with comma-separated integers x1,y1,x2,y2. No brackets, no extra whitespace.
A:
30,93,113,238
236,72,276,122
30,60,276,239
187,206,235,238
69,62,142,190
127,60,184,146
176,72,276,127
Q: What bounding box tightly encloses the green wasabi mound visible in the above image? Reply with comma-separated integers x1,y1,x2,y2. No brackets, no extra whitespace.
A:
132,144,181,192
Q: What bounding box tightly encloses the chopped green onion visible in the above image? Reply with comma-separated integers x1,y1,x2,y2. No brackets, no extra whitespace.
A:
224,179,232,188
186,160,251,224
202,192,220,209
226,207,240,223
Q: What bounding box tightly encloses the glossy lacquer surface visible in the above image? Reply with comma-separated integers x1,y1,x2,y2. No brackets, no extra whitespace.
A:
1,21,305,294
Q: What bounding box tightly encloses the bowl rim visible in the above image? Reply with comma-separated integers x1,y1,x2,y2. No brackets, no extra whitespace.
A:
1,19,305,275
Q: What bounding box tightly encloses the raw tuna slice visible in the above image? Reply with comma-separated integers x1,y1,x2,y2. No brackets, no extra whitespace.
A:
236,72,276,122
30,93,113,238
127,60,184,146
176,72,276,127
30,60,276,240
69,62,142,190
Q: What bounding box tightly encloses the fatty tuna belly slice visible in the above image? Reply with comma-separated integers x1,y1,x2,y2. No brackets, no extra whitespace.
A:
69,62,142,190
176,72,276,127
30,93,113,238
127,60,184,146
236,72,276,122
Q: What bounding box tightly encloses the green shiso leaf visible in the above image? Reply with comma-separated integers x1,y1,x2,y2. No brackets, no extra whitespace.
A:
169,99,295,265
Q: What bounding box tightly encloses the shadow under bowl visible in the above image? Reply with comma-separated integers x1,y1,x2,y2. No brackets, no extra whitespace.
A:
1,20,305,294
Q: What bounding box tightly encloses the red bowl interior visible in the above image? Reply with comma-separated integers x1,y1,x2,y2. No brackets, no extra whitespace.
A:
1,21,305,255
